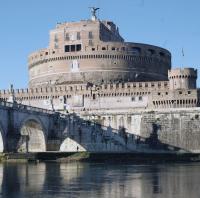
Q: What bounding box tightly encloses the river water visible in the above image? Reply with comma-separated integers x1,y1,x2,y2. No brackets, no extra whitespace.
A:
0,162,199,198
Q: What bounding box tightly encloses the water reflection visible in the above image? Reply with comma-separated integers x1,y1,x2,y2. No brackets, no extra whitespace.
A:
0,162,199,198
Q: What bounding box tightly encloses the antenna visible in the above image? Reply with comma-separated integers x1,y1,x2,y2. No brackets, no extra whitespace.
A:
89,7,100,21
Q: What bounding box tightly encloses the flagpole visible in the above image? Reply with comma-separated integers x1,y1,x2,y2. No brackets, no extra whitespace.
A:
182,48,184,68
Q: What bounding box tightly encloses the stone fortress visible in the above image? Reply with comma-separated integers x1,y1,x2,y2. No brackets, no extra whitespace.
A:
1,8,200,153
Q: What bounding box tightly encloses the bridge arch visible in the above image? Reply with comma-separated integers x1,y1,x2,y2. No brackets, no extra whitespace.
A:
0,123,4,152
18,116,47,152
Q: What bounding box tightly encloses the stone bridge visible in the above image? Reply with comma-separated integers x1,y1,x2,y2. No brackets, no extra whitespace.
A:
1,101,196,154
0,101,137,153
0,101,70,152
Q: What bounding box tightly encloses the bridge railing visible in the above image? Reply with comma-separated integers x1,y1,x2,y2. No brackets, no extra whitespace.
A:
0,100,57,115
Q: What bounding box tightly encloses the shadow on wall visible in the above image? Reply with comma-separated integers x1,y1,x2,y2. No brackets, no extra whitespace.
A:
60,113,189,153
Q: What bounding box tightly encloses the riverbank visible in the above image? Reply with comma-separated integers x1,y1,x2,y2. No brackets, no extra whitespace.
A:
1,152,200,163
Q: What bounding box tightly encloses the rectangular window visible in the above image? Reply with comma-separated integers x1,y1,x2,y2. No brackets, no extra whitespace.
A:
54,34,58,42
65,45,70,52
65,33,69,41
71,45,75,52
139,96,142,101
88,31,93,39
54,43,59,49
76,44,82,51
77,32,81,40
89,40,93,46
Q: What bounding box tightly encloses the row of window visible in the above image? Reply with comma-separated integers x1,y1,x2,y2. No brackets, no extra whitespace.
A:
169,75,196,79
31,47,168,60
64,44,167,57
157,91,191,96
65,44,82,52
63,31,93,41
54,31,94,42
153,99,198,106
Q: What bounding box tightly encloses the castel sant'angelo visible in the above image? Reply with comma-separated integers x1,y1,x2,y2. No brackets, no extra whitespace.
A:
1,8,200,153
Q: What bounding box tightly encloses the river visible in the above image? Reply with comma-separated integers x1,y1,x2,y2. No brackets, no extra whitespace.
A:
0,162,199,198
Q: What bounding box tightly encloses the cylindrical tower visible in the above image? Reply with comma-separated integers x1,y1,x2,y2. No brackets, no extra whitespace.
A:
28,18,171,88
168,68,197,90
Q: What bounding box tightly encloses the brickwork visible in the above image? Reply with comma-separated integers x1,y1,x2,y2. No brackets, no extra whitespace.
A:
28,19,171,87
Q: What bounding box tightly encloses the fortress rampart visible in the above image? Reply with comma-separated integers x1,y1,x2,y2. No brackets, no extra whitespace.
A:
0,69,199,112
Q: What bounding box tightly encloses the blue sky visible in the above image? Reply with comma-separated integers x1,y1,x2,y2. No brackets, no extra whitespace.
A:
0,0,200,89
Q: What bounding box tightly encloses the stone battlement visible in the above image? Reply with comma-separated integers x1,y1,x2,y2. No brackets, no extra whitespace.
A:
0,81,169,96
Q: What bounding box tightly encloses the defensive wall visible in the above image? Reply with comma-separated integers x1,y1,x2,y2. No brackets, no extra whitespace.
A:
0,76,199,111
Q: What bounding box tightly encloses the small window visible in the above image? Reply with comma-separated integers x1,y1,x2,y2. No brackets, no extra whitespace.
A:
188,91,191,94
166,92,168,95
179,91,182,94
139,96,142,101
89,40,93,46
92,48,95,51
77,32,81,40
45,52,48,55
102,47,106,50
112,47,115,50
65,33,69,41
54,43,59,49
71,45,75,52
131,97,135,101
76,44,81,51
54,34,58,42
65,45,70,52
158,92,161,95
88,31,93,39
